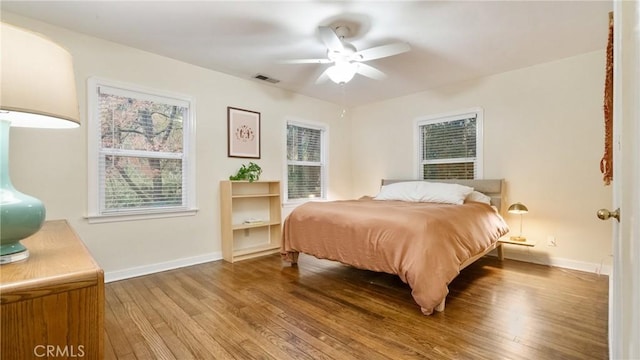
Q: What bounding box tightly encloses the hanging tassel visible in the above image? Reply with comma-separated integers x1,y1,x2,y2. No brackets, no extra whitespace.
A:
601,11,614,186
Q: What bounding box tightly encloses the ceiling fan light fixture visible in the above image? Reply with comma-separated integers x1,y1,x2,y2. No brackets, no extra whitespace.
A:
326,62,357,84
285,25,411,85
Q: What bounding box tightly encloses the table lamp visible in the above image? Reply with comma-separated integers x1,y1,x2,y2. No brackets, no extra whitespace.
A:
0,22,80,264
508,202,529,241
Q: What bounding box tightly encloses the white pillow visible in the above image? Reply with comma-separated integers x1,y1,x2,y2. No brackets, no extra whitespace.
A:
465,190,492,205
373,181,473,205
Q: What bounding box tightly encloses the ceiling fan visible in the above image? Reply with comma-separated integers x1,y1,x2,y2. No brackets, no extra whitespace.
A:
283,25,411,85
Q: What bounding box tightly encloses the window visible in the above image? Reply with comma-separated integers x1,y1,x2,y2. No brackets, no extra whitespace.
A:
87,78,196,222
416,108,483,180
286,120,327,202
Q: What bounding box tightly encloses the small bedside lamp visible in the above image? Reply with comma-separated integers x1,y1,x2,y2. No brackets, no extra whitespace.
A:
508,202,529,242
0,23,80,264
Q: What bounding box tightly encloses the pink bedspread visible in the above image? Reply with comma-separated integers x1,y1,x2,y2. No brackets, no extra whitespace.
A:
281,198,509,315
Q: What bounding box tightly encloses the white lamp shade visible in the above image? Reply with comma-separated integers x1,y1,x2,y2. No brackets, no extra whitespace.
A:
326,62,357,84
1,22,80,128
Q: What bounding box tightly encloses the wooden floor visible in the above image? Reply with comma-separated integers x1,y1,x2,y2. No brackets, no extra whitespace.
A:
104,254,609,360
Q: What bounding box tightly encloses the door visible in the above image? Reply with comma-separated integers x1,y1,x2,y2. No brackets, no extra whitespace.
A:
607,2,640,359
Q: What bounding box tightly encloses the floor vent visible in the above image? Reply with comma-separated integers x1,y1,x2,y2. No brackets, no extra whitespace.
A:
254,74,280,84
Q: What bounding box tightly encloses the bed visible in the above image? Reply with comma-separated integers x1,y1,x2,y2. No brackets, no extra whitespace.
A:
281,179,510,315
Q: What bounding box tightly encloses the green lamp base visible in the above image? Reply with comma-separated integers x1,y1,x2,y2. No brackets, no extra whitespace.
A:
0,120,45,264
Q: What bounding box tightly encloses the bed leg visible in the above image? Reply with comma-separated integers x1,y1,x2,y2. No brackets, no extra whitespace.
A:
497,243,505,261
281,251,299,264
435,298,446,312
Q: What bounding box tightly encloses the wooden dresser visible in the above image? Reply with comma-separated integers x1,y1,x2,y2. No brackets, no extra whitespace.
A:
0,220,104,359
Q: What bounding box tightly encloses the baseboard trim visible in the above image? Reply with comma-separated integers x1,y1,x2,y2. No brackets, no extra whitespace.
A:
104,252,223,283
492,248,612,276
104,249,611,283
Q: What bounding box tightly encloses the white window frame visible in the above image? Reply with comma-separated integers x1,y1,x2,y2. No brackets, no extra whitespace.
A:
86,77,197,223
284,118,328,204
414,107,484,180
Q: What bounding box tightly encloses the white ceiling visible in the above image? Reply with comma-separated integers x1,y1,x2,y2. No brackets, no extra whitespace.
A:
2,1,612,107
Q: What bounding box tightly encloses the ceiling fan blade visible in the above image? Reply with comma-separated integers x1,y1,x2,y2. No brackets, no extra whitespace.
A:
318,26,343,52
352,42,411,62
279,58,333,64
315,68,330,84
356,63,387,80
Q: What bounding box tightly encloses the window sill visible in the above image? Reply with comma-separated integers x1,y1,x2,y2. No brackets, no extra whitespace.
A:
85,208,198,224
283,199,328,208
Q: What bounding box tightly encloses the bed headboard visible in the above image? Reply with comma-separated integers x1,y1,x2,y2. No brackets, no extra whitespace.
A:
381,179,506,214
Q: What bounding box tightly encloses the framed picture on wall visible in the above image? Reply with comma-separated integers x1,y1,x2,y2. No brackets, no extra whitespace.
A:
227,107,261,158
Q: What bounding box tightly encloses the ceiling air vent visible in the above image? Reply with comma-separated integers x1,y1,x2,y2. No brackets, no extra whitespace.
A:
254,74,280,84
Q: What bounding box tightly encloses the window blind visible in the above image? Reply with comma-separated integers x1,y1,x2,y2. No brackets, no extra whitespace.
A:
97,85,189,213
419,115,478,180
287,123,324,200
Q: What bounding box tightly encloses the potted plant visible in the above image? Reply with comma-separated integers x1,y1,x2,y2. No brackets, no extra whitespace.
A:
229,162,262,182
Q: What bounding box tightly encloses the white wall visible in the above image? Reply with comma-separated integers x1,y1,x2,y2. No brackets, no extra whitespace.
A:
349,50,613,272
4,12,613,277
3,13,352,279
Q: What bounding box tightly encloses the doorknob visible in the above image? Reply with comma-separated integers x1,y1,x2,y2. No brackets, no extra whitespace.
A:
597,208,620,222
